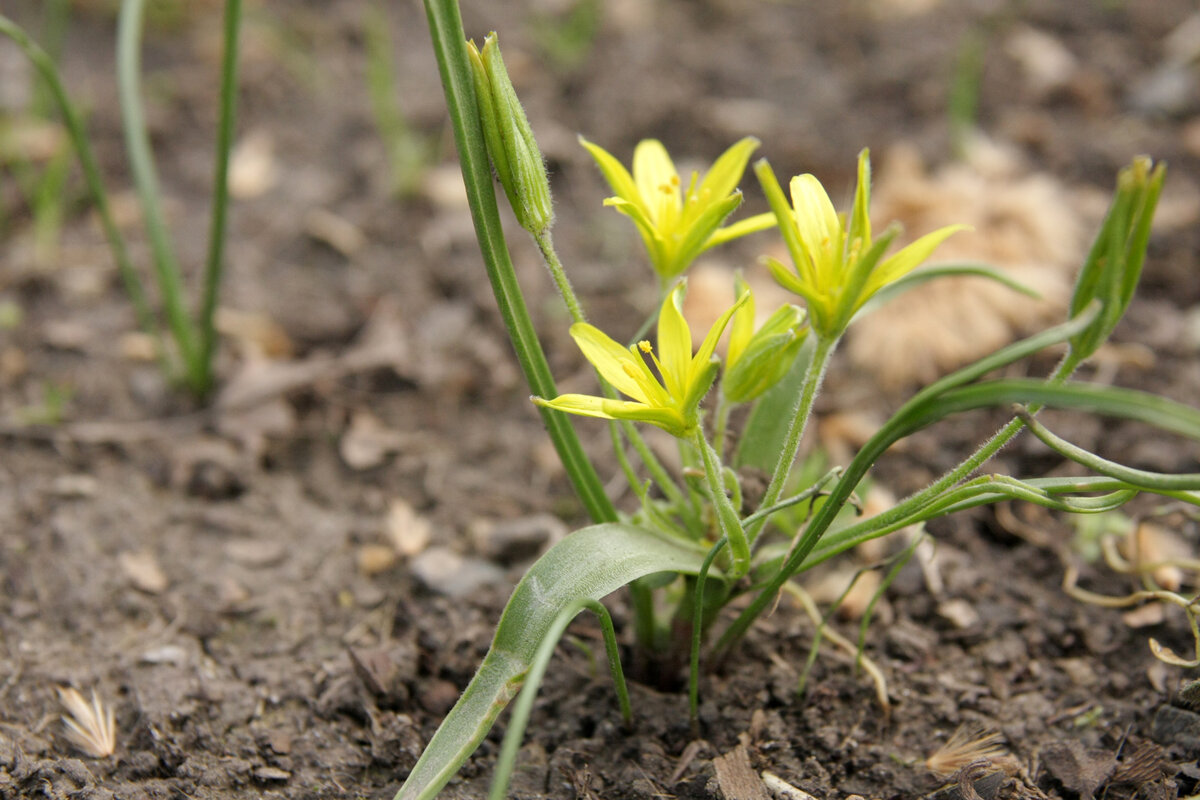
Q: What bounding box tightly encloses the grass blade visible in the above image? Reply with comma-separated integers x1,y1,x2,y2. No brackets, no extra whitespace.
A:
118,0,201,381
197,0,243,394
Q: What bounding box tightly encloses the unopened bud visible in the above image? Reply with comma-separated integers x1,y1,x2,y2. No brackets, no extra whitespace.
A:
723,275,808,403
1068,156,1164,361
466,33,554,235
723,303,808,403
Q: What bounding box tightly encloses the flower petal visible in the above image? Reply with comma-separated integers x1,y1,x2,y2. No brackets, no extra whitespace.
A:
579,136,641,208
569,323,651,402
704,211,777,251
789,174,842,286
633,139,681,227
696,137,759,202
727,275,755,368
667,190,743,279
604,197,668,269
656,284,692,399
847,149,872,249
534,394,687,436
533,393,624,420
695,288,748,367
868,224,970,293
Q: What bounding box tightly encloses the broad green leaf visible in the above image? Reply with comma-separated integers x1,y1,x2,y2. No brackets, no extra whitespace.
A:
394,523,712,800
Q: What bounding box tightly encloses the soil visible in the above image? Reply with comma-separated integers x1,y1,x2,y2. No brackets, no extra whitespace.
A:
2,1,1200,799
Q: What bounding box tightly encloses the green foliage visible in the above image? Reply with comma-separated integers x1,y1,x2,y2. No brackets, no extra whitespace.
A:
0,0,244,397
528,0,602,74
0,0,72,264
16,381,72,426
406,1,1196,797
948,25,985,158
363,3,436,197
394,523,709,800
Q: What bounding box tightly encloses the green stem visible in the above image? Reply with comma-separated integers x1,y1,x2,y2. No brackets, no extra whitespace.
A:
746,335,836,545
689,535,727,721
629,576,659,652
533,228,586,324
32,0,70,117
694,427,748,577
0,13,168,373
590,600,632,726
118,0,201,382
197,0,243,394
1016,408,1200,491
712,394,733,460
529,228,693,518
740,467,841,528
424,0,615,524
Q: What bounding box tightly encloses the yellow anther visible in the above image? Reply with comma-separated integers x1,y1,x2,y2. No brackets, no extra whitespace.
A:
638,340,653,353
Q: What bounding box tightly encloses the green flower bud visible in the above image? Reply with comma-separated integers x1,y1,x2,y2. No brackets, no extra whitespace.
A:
1068,156,1165,362
466,33,554,235
723,276,808,403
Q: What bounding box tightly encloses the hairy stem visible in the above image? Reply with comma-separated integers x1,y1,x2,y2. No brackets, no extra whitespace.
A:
746,335,836,545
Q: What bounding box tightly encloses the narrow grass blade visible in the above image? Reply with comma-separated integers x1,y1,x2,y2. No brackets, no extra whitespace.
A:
197,0,243,394
118,0,201,378
0,13,164,368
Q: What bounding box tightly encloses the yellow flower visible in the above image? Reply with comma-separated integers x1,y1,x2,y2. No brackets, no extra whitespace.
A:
580,136,775,282
534,282,747,437
758,149,968,340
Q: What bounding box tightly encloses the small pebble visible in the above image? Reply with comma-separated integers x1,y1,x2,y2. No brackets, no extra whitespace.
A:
358,544,398,576
410,546,504,597
937,599,980,630
252,766,291,782
140,645,189,666
225,539,286,567
50,474,98,498
119,551,169,594
386,499,431,557
469,513,566,564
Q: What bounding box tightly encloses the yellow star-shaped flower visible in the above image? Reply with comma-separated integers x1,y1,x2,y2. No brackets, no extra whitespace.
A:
534,282,747,438
580,136,775,283
759,149,968,340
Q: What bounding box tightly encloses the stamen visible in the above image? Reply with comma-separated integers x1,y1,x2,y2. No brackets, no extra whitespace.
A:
638,341,653,353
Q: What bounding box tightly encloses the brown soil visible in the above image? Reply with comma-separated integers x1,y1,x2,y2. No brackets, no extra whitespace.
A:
2,1,1199,799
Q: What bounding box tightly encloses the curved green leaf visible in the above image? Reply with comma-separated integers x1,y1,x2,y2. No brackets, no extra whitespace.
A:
906,379,1200,441
394,523,712,800
487,598,624,800
855,260,1041,321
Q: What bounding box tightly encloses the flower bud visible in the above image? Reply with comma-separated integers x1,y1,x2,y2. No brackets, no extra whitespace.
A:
723,276,808,403
466,33,554,235
1068,156,1164,362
